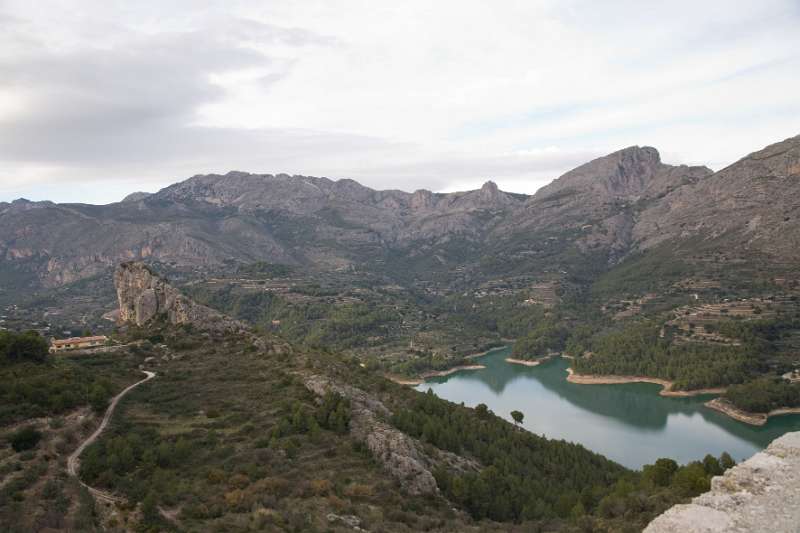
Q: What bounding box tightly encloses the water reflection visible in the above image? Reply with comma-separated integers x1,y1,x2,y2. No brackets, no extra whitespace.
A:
418,346,800,469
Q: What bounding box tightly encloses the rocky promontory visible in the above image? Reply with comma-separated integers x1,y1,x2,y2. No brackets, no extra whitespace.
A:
114,261,247,334
645,431,800,532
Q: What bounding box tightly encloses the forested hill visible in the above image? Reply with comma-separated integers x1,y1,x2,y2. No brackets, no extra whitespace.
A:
0,316,736,531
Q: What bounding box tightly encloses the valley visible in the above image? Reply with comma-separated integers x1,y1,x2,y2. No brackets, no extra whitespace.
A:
1,134,800,531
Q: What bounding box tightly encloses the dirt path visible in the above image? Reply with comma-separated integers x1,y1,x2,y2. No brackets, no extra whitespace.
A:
67,370,156,503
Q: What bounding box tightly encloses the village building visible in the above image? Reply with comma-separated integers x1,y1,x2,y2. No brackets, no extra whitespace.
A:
49,335,109,353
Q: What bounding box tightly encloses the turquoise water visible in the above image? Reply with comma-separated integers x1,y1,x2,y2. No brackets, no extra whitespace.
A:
416,346,800,469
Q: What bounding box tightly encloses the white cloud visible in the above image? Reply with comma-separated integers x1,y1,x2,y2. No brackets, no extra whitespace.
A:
0,0,798,203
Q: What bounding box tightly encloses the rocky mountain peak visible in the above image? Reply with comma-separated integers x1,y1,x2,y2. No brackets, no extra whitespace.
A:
532,144,709,204
481,180,499,192
121,192,151,203
479,180,500,199
618,145,661,165
479,181,500,203
581,145,663,198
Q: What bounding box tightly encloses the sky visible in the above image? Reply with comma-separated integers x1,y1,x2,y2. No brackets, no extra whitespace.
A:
0,0,798,204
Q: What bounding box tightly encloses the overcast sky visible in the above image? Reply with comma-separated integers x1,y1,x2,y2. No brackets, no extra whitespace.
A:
1,0,798,204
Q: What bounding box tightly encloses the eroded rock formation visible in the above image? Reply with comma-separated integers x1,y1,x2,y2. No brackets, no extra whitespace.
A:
645,431,800,532
114,261,246,333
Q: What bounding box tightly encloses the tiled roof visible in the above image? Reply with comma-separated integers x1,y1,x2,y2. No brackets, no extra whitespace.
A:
51,335,108,346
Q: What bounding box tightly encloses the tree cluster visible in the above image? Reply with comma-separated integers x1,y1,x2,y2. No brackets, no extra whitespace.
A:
724,377,800,413
391,390,736,527
511,319,569,359
0,330,49,364
572,323,758,390
0,361,115,425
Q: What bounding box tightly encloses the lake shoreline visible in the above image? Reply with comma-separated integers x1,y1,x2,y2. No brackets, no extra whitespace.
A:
410,351,800,467
565,368,726,397
505,357,542,367
387,364,486,386
704,398,800,427
505,354,556,367
465,345,507,359
388,345,508,386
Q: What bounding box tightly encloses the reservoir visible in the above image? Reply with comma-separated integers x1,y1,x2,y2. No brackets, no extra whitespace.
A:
416,346,800,469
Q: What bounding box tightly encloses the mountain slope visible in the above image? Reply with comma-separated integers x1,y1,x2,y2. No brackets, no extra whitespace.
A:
1,135,797,299
0,175,527,290
634,134,800,263
496,146,713,265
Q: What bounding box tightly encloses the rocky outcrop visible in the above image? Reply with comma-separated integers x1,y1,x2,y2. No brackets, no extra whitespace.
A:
114,262,247,333
121,191,151,202
645,431,800,532
303,375,479,495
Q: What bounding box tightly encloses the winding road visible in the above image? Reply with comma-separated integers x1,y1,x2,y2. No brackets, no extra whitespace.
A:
67,370,156,503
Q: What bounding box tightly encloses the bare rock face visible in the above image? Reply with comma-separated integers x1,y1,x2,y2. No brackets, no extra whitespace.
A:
304,375,478,495
634,134,800,261
114,262,246,333
532,146,711,204
499,146,713,261
645,431,800,532
121,191,151,202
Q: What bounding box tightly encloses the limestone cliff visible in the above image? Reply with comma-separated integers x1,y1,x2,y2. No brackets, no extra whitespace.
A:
645,431,800,532
114,261,246,333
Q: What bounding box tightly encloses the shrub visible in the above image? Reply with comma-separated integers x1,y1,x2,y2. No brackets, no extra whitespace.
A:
307,478,333,496
0,331,49,363
229,473,250,489
9,426,42,452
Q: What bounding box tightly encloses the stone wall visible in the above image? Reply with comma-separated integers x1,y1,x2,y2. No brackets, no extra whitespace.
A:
645,431,800,532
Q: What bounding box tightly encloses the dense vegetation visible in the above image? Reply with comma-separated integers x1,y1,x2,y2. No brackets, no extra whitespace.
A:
63,327,516,532
393,391,625,522
570,314,800,392
0,331,139,425
186,284,397,352
0,330,49,363
2,296,773,530
724,378,800,413
511,319,569,359
9,425,42,452
572,323,760,390
393,390,735,529
187,281,559,377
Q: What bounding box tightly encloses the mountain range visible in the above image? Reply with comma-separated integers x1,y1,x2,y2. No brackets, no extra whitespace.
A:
1,134,798,295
